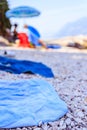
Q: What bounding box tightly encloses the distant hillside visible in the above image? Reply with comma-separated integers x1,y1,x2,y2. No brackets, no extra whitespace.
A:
57,17,87,38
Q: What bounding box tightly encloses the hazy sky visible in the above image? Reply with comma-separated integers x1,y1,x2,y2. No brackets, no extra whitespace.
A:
7,0,87,40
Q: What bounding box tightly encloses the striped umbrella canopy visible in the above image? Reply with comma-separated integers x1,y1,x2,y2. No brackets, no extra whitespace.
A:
5,6,40,18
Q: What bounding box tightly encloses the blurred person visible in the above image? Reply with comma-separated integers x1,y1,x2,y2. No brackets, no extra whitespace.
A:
12,23,18,43
24,24,47,49
5,27,13,43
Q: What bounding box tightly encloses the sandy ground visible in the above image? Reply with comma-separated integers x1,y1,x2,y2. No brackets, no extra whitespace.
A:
0,46,87,130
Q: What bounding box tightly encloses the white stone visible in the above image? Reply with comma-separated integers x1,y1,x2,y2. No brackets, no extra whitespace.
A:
22,128,28,130
16,128,22,130
75,118,82,123
65,118,71,125
33,128,41,130
71,121,75,127
59,120,64,126
82,128,87,130
77,111,84,118
59,123,66,129
42,123,48,130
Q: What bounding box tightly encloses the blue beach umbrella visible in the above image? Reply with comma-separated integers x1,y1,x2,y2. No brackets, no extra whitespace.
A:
5,6,41,46
6,6,40,18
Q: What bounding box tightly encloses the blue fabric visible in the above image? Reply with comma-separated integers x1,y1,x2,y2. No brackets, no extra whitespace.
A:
0,78,68,128
47,44,61,49
28,26,40,38
27,26,41,46
6,6,40,18
29,32,40,46
0,56,54,77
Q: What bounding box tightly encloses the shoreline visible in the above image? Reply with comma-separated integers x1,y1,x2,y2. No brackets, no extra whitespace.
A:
0,46,87,53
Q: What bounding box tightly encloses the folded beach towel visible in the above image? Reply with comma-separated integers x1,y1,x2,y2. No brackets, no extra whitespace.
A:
0,78,68,128
0,56,54,77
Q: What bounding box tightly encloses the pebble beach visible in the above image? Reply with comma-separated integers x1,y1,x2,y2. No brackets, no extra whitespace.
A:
0,46,87,130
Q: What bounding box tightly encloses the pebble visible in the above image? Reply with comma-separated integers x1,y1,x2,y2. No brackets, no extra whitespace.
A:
33,128,41,130
65,118,71,125
76,111,84,118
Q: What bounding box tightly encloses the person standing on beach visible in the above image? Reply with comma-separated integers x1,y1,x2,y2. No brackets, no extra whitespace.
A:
12,23,18,43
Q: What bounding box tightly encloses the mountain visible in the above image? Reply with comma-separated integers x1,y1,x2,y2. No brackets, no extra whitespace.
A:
57,17,87,38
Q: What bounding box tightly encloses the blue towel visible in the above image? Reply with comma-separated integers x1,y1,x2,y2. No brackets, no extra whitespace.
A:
0,79,68,128
0,56,54,77
47,44,61,49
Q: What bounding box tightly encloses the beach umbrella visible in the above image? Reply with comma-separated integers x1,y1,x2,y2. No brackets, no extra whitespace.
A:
5,6,40,18
5,6,41,34
5,6,41,46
